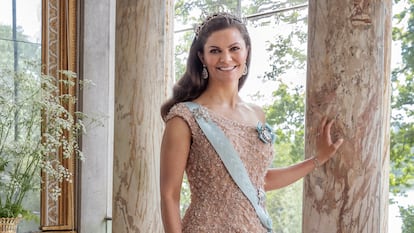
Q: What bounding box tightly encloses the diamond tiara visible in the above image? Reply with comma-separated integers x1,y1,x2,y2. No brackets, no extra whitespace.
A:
195,12,244,39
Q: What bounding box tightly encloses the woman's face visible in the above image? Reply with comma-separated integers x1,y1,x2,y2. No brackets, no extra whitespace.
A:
198,27,249,84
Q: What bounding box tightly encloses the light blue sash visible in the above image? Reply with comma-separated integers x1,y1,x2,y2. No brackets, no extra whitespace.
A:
185,102,273,232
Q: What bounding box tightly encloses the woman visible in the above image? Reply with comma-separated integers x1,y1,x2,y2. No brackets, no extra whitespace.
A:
160,12,343,233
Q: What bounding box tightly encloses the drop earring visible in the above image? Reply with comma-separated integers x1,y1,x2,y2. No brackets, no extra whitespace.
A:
242,63,248,75
202,65,209,79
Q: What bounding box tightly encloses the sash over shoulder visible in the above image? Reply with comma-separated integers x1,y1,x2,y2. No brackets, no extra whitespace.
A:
184,101,274,233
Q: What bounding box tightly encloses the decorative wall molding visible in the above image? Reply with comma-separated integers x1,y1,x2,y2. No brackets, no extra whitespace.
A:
41,0,78,231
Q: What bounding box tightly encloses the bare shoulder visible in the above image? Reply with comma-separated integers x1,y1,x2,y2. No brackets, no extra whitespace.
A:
244,102,266,122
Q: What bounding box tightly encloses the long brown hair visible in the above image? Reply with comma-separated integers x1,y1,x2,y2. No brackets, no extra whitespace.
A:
161,12,252,118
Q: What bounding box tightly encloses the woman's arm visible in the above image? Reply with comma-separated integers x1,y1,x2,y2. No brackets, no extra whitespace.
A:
264,116,344,191
160,117,191,233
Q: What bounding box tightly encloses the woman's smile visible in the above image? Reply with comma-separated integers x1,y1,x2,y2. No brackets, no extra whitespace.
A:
217,65,238,71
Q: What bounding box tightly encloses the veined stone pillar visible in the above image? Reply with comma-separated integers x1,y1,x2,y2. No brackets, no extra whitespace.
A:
112,0,174,232
303,1,392,233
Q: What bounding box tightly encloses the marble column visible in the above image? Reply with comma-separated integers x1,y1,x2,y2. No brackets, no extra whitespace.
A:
303,0,392,233
80,0,115,232
112,0,174,232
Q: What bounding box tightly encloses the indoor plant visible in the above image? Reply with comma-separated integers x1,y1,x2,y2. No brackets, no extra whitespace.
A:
0,63,86,226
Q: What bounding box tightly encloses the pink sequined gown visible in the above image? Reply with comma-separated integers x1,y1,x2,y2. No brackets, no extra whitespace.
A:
165,103,274,233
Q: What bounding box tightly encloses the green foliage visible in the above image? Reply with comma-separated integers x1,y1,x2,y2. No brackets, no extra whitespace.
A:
0,63,87,219
0,202,31,220
267,143,303,233
263,32,307,80
265,82,305,162
175,0,240,25
389,122,414,193
388,1,414,231
400,205,414,233
393,0,414,74
243,0,307,16
0,24,41,71
390,0,414,195
265,84,305,232
0,23,43,227
267,182,302,233
174,31,194,81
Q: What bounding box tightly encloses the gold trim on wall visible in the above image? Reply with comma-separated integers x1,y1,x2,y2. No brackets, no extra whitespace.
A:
41,0,78,231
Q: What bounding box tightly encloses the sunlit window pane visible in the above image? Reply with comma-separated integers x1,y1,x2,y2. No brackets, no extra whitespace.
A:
0,0,42,232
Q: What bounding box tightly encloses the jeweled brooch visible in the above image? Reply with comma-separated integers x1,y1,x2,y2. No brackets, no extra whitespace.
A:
191,106,209,121
257,122,275,144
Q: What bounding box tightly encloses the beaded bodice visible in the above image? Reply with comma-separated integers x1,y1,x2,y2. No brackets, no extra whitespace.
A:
164,102,274,233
